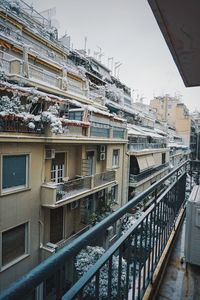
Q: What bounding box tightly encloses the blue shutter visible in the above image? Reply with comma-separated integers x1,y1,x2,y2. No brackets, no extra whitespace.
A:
3,155,27,189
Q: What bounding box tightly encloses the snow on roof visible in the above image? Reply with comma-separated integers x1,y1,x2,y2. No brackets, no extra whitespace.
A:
0,82,126,123
154,128,167,136
127,124,148,136
132,125,165,139
128,128,147,136
167,142,188,149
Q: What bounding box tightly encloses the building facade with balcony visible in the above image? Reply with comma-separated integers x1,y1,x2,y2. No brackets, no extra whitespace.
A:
0,0,129,290
127,124,169,199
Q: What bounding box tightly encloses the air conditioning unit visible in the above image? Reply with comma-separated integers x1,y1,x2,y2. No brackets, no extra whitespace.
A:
100,152,106,161
185,185,200,266
70,201,79,210
45,149,55,159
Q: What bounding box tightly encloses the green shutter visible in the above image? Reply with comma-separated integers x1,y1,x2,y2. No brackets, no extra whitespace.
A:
3,155,27,189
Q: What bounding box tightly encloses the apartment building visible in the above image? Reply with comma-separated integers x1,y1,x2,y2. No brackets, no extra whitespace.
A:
0,0,128,289
150,95,182,125
150,95,196,158
127,124,169,199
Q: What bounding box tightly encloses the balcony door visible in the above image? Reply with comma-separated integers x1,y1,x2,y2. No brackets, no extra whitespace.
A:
86,151,95,175
51,152,65,183
50,207,63,243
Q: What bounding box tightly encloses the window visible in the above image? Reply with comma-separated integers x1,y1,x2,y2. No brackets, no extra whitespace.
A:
69,111,83,121
50,207,63,243
162,153,166,164
2,155,29,192
112,150,119,167
51,153,65,183
1,223,29,269
110,185,118,204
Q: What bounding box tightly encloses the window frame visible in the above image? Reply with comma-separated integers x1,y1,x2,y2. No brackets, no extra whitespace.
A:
1,153,30,195
112,149,120,168
50,152,66,183
110,184,118,204
0,221,30,271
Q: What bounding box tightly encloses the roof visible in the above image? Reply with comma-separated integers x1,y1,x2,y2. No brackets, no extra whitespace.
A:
148,0,200,87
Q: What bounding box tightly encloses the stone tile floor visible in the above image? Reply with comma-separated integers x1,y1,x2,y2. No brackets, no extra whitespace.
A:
158,220,200,300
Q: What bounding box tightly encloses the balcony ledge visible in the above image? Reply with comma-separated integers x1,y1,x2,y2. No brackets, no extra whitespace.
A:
41,180,117,208
128,148,169,155
129,165,169,187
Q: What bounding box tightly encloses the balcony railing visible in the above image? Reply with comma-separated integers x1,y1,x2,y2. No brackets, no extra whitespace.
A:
41,170,116,206
93,170,116,187
0,119,44,134
56,225,91,250
128,143,166,151
129,162,169,183
1,161,198,300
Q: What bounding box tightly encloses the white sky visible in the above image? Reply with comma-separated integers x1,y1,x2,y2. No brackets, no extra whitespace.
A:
26,0,200,112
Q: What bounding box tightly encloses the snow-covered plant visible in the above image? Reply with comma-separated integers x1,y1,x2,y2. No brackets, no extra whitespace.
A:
27,95,39,104
0,71,8,82
0,94,23,114
105,84,124,104
41,104,63,134
121,215,137,235
25,94,39,112
47,104,59,115
75,246,127,298
8,0,21,14
27,122,35,129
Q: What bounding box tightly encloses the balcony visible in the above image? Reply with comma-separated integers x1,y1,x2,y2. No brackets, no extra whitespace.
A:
128,142,166,151
129,162,169,183
1,161,198,300
41,170,116,207
0,118,43,134
29,64,61,88
67,82,86,96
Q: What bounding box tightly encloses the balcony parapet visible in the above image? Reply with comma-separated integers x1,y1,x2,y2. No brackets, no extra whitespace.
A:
128,143,167,151
41,170,116,207
129,162,169,183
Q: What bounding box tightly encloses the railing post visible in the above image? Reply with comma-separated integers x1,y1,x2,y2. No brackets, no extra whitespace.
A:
91,175,94,189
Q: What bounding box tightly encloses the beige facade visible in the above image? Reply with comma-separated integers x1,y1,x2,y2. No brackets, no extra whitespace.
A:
150,96,193,148
0,4,129,290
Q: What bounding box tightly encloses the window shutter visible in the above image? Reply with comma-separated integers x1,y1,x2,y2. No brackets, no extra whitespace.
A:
3,155,27,189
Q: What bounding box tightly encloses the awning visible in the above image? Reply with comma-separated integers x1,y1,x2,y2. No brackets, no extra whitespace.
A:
137,156,148,171
146,155,155,168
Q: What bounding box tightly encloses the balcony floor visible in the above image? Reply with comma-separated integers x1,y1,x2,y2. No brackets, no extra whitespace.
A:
158,220,200,300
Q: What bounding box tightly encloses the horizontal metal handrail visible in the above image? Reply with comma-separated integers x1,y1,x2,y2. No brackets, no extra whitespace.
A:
0,161,190,300
63,171,187,299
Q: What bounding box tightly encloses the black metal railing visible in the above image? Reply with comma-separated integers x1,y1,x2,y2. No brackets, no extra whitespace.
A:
1,160,199,300
0,119,44,134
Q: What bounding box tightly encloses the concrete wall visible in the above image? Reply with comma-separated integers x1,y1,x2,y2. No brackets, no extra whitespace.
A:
0,142,44,289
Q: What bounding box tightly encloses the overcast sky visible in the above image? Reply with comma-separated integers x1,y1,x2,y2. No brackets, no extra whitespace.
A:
26,0,200,112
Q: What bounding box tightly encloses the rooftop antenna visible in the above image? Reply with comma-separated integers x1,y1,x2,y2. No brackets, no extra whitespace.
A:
94,51,99,59
40,7,56,27
96,46,104,62
84,36,87,53
107,57,113,73
114,62,122,77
